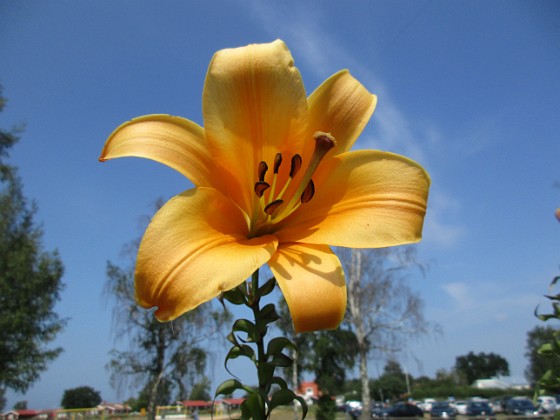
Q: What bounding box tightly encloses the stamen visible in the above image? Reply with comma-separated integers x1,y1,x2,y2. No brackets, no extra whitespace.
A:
254,181,270,198
271,132,336,222
300,180,315,203
273,153,282,174
264,199,283,215
258,161,268,182
290,154,302,178
268,153,282,203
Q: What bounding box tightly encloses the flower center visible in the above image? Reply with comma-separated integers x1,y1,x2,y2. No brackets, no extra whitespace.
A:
249,131,335,236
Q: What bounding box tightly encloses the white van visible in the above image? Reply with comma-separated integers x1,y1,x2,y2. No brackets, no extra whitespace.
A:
537,396,557,414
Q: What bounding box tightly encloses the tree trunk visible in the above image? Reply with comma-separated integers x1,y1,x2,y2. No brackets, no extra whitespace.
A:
347,250,372,420
359,342,370,420
147,328,167,420
292,348,299,420
147,374,162,420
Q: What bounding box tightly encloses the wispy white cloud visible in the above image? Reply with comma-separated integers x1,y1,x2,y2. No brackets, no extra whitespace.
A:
441,280,542,326
442,282,474,310
422,190,466,247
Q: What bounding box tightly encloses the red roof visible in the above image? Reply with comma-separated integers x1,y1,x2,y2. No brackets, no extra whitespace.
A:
181,401,213,408
1,410,44,418
221,398,245,406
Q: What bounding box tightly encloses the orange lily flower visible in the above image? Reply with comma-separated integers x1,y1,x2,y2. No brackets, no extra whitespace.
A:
100,40,430,333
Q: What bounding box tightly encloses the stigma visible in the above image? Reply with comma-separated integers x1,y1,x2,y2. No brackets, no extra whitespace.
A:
251,132,335,227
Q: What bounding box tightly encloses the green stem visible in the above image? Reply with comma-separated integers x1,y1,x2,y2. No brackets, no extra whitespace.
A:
249,269,270,419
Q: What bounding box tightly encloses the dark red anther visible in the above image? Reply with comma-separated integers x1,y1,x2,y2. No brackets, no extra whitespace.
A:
254,181,270,198
289,154,302,178
258,161,268,182
300,179,315,203
264,199,284,215
273,153,282,174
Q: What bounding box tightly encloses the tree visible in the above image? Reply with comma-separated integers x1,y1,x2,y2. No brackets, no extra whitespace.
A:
525,325,560,389
277,294,356,419
189,377,211,401
304,328,358,420
371,360,408,402
276,295,311,420
455,351,509,385
341,246,434,419
13,401,27,410
105,227,229,420
61,386,102,409
0,88,66,396
0,390,5,412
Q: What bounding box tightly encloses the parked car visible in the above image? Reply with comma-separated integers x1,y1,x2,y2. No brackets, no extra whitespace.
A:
370,402,386,417
505,397,539,416
418,398,436,412
431,401,457,418
371,402,424,418
537,396,557,414
452,400,467,415
466,401,494,417
345,400,363,418
489,397,506,413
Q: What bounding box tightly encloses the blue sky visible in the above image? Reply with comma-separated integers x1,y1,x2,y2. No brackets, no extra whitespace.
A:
1,0,559,410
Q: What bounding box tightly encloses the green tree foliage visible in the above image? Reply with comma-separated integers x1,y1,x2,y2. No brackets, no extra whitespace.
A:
188,377,211,401
0,88,66,396
278,291,358,419
303,328,357,420
105,230,229,420
371,360,409,402
455,351,509,385
13,401,27,410
315,395,337,420
525,325,560,390
310,329,357,396
0,389,6,412
61,386,102,409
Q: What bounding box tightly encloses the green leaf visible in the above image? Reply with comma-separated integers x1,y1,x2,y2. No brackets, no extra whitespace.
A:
257,362,275,389
269,353,293,367
232,318,259,342
258,303,280,326
221,288,246,305
295,395,309,419
538,343,553,356
258,277,276,297
269,389,296,410
226,331,239,346
550,275,560,289
267,337,296,357
270,376,288,390
214,379,243,397
226,344,256,362
224,344,256,377
240,392,266,420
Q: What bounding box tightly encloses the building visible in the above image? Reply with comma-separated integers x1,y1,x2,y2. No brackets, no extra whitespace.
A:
473,376,530,390
297,381,320,404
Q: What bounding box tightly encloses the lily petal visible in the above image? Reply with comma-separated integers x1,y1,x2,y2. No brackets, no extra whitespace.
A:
275,150,430,248
306,70,377,156
269,243,346,333
202,40,308,213
100,115,218,188
135,187,278,321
